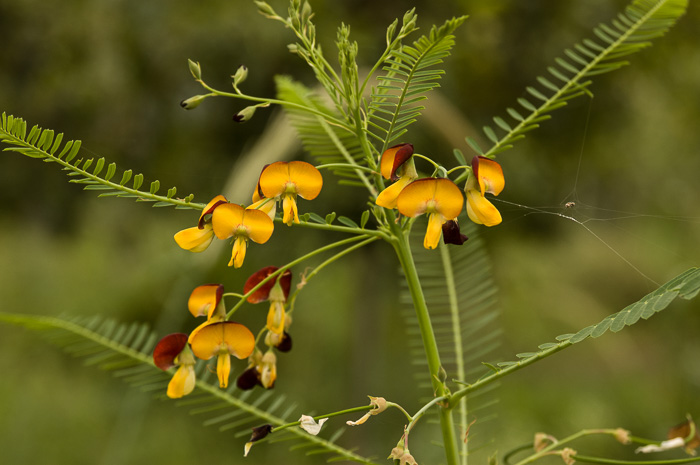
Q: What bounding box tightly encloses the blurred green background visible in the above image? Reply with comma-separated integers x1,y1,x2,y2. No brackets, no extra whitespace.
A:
1,0,698,464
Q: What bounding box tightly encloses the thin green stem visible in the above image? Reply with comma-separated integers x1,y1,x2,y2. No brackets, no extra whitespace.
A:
287,236,380,305
387,402,413,423
226,235,371,319
293,219,388,239
574,456,700,465
198,81,352,132
406,395,449,433
315,163,378,175
391,226,459,465
271,405,373,433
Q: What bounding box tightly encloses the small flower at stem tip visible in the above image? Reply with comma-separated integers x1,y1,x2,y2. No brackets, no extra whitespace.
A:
299,415,328,436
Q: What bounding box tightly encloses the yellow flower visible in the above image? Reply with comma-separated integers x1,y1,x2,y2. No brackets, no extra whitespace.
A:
188,283,225,319
173,195,227,252
190,321,255,389
211,203,275,268
465,156,505,227
258,161,323,226
397,178,464,249
375,143,417,209
153,333,196,399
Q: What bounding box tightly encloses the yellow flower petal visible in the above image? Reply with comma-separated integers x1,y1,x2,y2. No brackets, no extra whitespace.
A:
375,175,414,209
473,156,505,196
188,284,224,319
259,161,323,200
167,364,196,399
190,321,256,360
217,352,232,388
249,197,277,220
198,195,228,228
424,212,445,249
466,189,502,226
243,208,275,243
288,161,323,200
174,224,215,252
396,178,463,220
266,301,286,334
187,315,224,344
230,236,247,268
211,203,245,240
281,194,298,226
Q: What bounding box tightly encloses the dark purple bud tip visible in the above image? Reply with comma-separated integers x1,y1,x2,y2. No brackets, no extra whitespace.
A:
442,220,468,245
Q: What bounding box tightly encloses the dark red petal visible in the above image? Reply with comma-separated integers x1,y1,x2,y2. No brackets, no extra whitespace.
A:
153,333,189,370
236,367,262,390
249,424,273,443
442,220,468,245
275,332,293,353
278,270,292,301
387,143,414,181
244,266,279,303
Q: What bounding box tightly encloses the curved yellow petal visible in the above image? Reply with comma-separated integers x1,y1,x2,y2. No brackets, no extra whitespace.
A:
473,156,505,196
424,212,445,249
217,352,231,388
174,224,215,252
190,321,255,360
211,203,245,240
242,208,275,243
281,194,298,226
433,178,464,220
187,315,224,344
249,197,276,220
167,364,196,398
259,161,323,200
288,161,323,200
396,178,463,220
258,162,290,198
230,236,247,268
188,284,224,319
466,189,502,226
375,175,414,209
198,195,228,228
266,301,286,334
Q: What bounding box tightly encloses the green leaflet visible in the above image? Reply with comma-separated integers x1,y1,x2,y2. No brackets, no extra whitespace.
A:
369,16,467,152
0,312,380,465
457,0,688,174
450,267,700,404
0,113,202,210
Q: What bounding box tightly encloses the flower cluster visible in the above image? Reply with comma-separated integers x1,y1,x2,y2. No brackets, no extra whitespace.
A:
174,160,323,267
375,143,505,249
153,266,297,398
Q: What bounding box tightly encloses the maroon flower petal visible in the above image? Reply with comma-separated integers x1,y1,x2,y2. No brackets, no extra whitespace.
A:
153,333,189,370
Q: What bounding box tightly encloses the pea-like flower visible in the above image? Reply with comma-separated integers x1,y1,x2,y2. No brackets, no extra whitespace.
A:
258,161,323,226
397,178,464,249
153,333,196,399
211,203,275,268
465,156,505,227
244,266,292,335
375,143,417,209
174,195,227,252
189,321,255,388
236,349,278,390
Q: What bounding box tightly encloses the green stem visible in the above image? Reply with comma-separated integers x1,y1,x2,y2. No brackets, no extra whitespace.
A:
226,235,371,318
391,227,459,465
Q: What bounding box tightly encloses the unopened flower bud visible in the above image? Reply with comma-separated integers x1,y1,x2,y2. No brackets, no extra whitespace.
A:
233,106,256,123
187,59,202,80
254,0,277,18
614,428,631,445
301,1,313,22
180,95,206,110
232,65,248,86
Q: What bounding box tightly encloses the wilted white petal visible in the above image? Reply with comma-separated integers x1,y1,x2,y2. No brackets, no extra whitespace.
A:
636,437,685,454
346,413,371,426
244,442,253,457
299,415,328,436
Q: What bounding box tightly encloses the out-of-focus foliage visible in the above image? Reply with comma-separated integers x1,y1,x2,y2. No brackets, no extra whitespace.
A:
1,0,698,464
